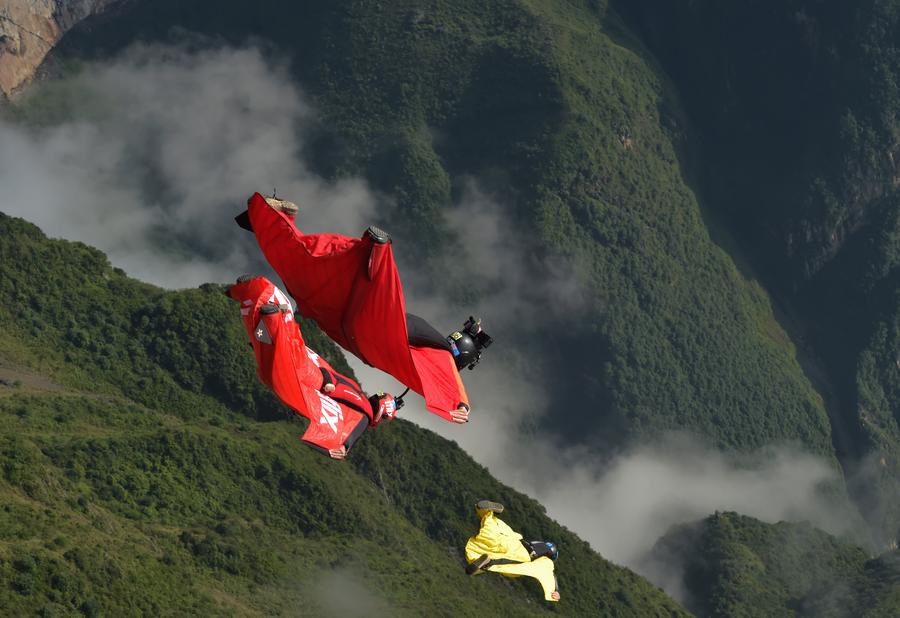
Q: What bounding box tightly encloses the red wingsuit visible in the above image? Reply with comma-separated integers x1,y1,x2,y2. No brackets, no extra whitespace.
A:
227,275,370,455
243,192,468,421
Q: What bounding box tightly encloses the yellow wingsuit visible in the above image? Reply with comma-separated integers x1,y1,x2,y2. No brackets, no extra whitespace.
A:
464,505,559,602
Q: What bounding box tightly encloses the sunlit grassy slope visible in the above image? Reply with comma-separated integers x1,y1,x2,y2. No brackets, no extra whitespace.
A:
0,214,687,616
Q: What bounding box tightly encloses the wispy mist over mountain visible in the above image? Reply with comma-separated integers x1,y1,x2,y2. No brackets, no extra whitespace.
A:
0,41,865,590
0,44,376,287
0,1,895,614
359,182,859,575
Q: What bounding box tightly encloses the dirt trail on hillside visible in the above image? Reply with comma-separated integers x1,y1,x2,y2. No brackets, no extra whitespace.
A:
0,359,66,393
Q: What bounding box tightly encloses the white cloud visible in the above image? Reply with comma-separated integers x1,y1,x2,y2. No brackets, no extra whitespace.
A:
2,43,861,602
305,567,393,617
0,43,377,288
353,182,859,600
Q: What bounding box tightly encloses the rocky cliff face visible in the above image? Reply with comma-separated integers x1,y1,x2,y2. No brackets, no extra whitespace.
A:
0,0,118,97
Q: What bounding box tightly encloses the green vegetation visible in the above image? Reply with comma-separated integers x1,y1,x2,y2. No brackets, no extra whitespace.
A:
650,512,900,618
0,215,686,615
11,0,900,609
616,0,900,284
0,211,326,422
615,0,900,539
41,0,840,464
296,0,836,456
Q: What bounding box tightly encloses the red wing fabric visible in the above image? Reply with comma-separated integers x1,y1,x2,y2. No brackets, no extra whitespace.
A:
246,192,468,421
227,276,367,453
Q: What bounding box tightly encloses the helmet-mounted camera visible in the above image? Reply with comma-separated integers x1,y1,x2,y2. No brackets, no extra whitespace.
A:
447,316,493,371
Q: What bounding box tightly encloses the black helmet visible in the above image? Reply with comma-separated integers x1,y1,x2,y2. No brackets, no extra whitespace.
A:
447,317,493,371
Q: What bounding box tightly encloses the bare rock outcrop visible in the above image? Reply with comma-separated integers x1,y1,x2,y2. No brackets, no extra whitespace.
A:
0,0,119,98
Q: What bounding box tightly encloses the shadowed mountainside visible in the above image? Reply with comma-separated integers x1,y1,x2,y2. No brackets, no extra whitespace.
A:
616,0,900,544
648,511,900,618
39,0,841,467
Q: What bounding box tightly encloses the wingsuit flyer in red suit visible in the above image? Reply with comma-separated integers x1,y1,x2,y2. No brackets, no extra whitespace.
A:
227,275,399,459
234,192,493,425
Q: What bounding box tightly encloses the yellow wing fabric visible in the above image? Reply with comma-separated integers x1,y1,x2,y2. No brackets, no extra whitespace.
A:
465,512,531,562
485,558,558,602
464,512,558,602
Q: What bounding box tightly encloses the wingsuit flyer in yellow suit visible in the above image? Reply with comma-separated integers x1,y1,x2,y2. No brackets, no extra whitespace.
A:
464,500,560,602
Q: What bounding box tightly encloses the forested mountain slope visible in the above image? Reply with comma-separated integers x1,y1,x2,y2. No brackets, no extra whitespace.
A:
616,0,900,542
0,213,687,616
649,512,900,618
41,0,840,466
5,0,900,611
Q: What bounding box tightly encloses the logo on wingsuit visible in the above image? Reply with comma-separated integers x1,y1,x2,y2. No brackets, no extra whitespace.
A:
316,391,344,433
